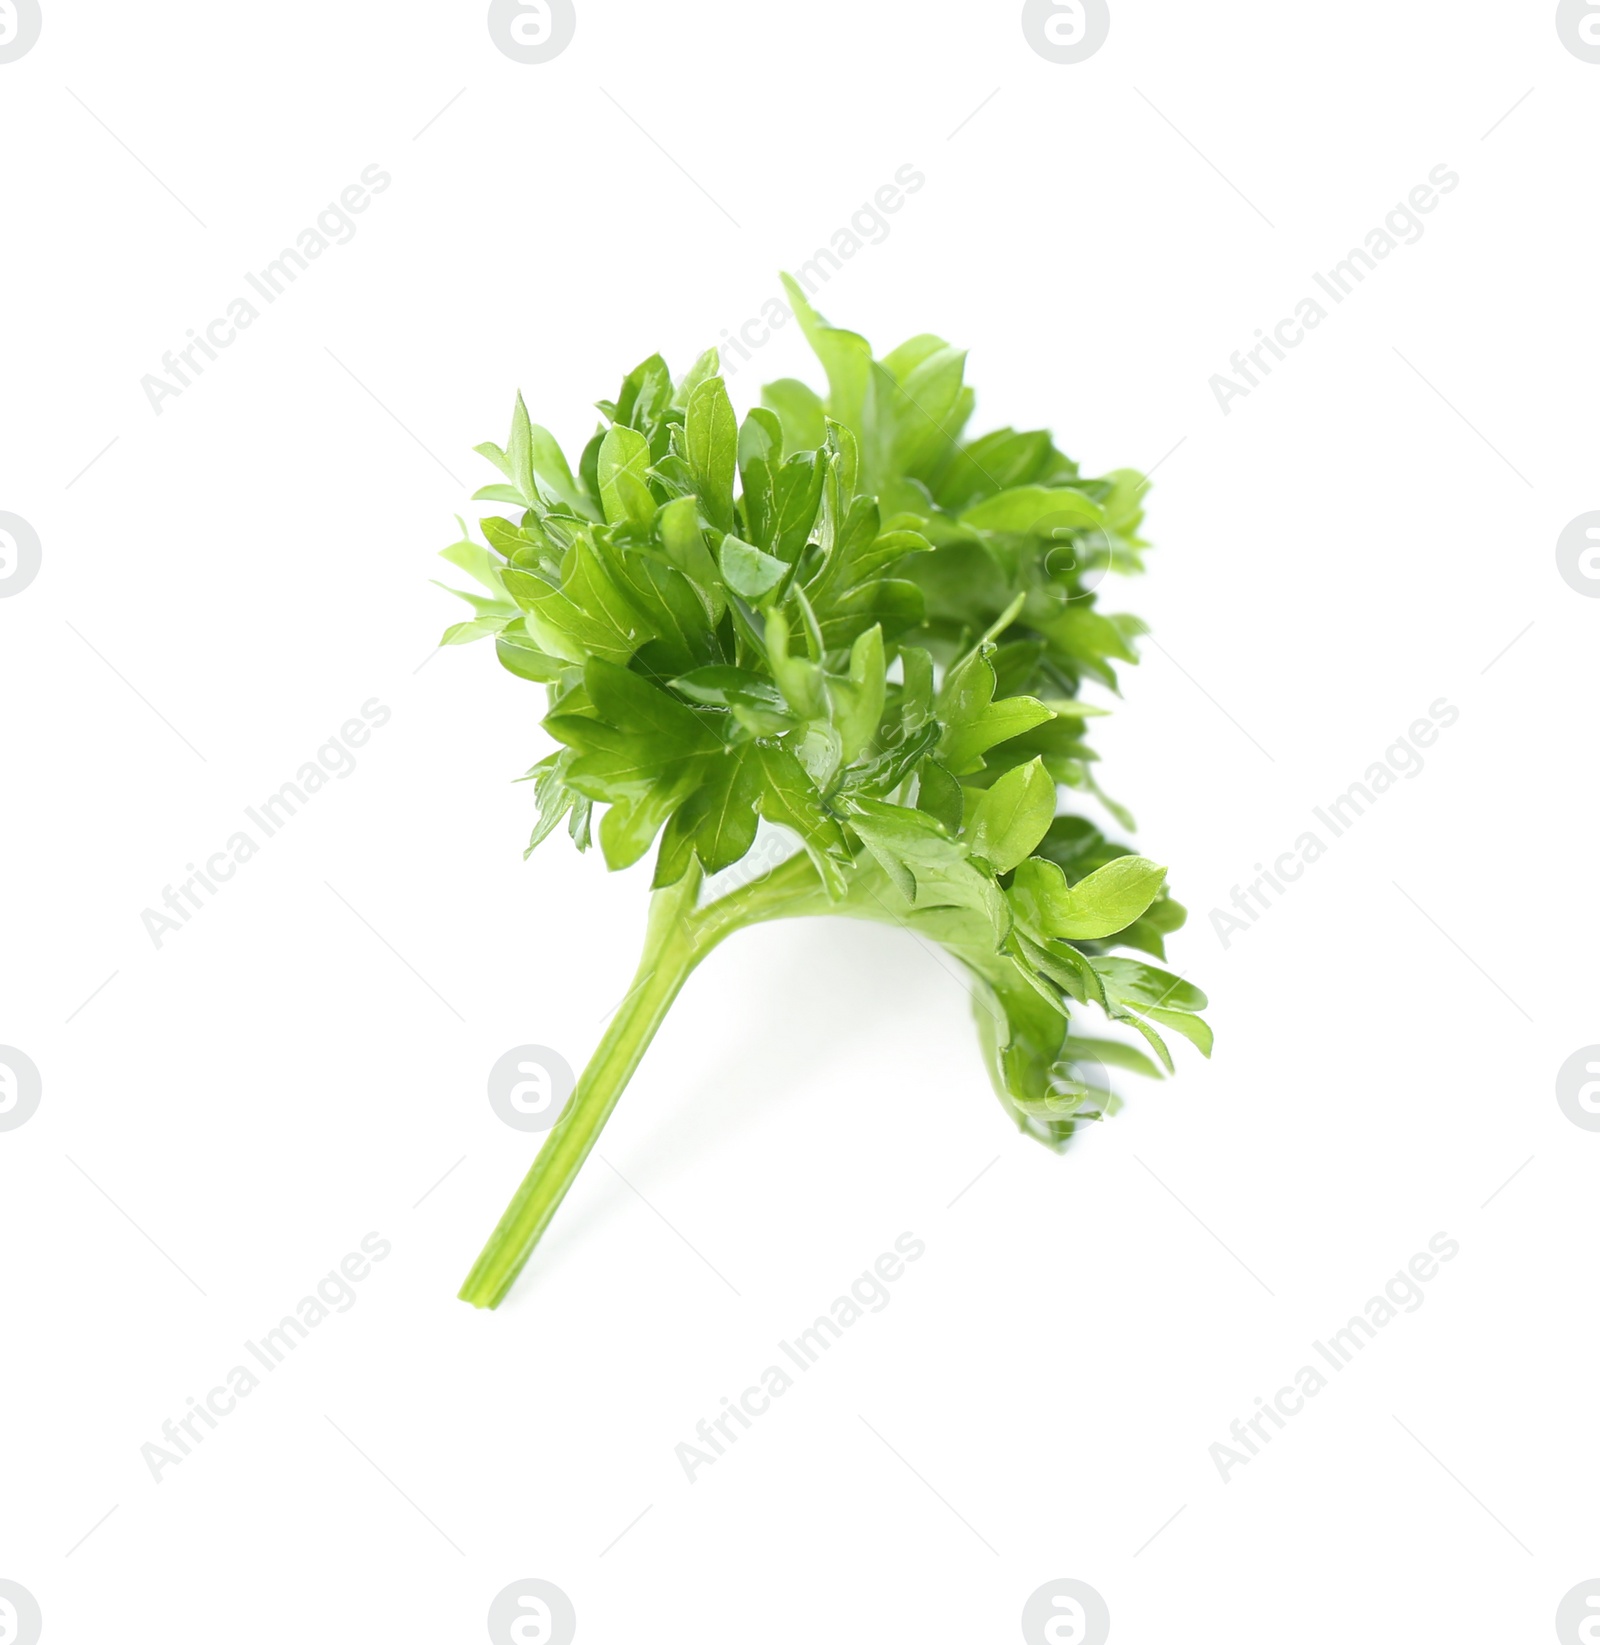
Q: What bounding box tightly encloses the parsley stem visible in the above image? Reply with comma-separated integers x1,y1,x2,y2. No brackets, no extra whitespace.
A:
457,851,881,1307
458,867,706,1309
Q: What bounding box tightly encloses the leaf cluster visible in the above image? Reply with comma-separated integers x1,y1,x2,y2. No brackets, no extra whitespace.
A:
437,279,1208,1147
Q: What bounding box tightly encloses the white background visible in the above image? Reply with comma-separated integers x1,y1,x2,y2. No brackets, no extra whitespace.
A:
2,2,1596,1640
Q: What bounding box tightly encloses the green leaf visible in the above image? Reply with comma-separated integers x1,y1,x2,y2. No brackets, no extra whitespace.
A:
738,405,784,469
888,345,968,475
752,742,849,896
936,646,1056,775
719,533,788,602
661,746,761,878
764,606,826,720
966,758,1056,874
845,799,1006,934
685,376,738,534
1092,957,1207,1014
1137,1006,1213,1057
565,538,656,640
523,750,578,857
835,528,934,592
673,347,721,408
915,758,964,834
474,441,516,483
658,495,725,615
613,354,674,438
592,540,717,678
900,647,935,730
736,408,783,549
961,485,1105,535
1064,1035,1164,1079
528,423,594,517
440,535,509,597
846,806,916,899
932,428,1053,511
828,624,886,766
781,273,873,434
479,515,537,561
584,658,724,758
1062,858,1169,939
1112,1012,1175,1075
1012,929,1106,1010
440,616,512,646
507,393,536,502
762,377,828,456
1034,606,1142,674
815,578,925,651
597,425,656,527
832,722,939,804
598,761,705,870
881,332,950,382
673,665,776,708
496,631,568,682
771,452,824,564
1009,856,1167,941
501,554,651,666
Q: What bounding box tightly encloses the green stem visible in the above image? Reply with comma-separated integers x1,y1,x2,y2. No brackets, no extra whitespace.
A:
458,853,832,1310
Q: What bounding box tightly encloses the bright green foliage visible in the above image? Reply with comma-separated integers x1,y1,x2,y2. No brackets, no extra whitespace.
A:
448,289,1211,1306
442,286,1208,1157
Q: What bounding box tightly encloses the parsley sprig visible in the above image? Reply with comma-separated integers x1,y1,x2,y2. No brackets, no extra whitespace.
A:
448,278,1209,1309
